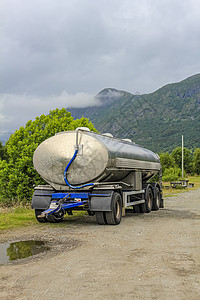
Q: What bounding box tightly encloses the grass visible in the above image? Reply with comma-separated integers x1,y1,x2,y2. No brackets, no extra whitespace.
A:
162,175,200,196
0,207,37,231
0,206,88,231
187,175,200,189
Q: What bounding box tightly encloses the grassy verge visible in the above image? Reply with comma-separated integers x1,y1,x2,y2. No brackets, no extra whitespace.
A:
0,207,87,231
0,207,37,231
162,175,200,196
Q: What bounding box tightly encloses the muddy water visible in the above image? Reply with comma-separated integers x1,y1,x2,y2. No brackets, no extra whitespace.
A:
0,240,50,264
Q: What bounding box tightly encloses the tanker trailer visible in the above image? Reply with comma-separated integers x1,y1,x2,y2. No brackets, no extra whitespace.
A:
32,127,163,225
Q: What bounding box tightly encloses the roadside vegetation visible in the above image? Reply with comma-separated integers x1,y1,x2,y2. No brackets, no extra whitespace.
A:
159,147,200,195
160,147,200,181
0,206,36,230
0,108,97,207
162,175,200,196
0,207,87,231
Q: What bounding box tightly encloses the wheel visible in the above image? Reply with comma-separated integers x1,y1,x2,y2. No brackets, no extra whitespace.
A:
87,211,95,216
141,185,153,213
35,209,48,223
153,187,161,210
95,212,107,225
133,204,141,213
47,209,64,223
105,192,122,225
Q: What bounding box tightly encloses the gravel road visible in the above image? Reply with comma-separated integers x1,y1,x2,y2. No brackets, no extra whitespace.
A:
0,189,200,300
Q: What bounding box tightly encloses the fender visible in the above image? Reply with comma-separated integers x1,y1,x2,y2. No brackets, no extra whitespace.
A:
31,187,54,209
89,190,114,212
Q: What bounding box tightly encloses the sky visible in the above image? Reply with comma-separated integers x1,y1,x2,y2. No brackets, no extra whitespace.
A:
1,0,200,141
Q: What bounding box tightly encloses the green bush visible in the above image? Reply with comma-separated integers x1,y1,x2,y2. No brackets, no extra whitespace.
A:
0,141,7,160
162,167,182,182
0,108,97,206
159,152,175,173
193,148,200,175
171,147,193,173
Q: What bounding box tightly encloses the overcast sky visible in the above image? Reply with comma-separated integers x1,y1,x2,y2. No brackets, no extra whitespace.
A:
1,0,200,140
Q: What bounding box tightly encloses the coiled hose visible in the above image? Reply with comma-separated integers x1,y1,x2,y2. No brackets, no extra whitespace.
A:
64,149,94,189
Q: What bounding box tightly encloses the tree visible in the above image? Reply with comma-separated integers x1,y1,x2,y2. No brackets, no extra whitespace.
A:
0,108,97,205
159,152,182,181
162,167,181,182
171,147,193,174
0,141,7,160
193,148,200,175
159,152,175,173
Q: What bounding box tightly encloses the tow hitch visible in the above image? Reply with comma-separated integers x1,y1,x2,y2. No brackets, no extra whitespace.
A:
38,199,88,218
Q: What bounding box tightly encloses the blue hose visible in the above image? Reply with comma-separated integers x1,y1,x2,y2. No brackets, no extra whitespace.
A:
64,149,94,189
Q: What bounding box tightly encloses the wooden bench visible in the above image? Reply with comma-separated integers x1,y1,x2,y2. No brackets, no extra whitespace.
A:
180,180,189,187
188,182,194,188
170,181,183,188
164,185,170,189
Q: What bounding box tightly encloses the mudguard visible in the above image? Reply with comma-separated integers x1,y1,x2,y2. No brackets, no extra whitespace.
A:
31,187,54,209
89,190,114,212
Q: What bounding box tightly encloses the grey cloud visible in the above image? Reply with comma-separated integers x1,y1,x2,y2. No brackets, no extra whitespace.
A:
1,0,200,139
0,91,99,137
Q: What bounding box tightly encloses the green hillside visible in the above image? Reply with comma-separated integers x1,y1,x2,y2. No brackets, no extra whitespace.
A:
68,74,200,153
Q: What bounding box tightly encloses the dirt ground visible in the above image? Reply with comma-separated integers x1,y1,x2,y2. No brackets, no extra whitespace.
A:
0,189,200,300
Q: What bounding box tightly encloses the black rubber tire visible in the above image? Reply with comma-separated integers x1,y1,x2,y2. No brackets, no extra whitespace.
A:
35,209,48,223
153,187,161,211
95,212,107,225
141,185,153,213
87,211,95,216
105,192,122,225
133,204,141,213
47,210,64,223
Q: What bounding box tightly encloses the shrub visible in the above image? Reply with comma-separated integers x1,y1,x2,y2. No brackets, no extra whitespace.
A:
193,148,200,175
162,167,182,182
0,108,97,206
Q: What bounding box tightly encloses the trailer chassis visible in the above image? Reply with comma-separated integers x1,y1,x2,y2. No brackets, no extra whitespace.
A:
32,182,163,225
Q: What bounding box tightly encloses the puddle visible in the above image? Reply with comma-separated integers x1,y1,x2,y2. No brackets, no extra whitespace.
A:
0,240,50,264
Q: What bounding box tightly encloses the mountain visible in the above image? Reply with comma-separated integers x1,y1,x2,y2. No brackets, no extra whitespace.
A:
68,74,200,153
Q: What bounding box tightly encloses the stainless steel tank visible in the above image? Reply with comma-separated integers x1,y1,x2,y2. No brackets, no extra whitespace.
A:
33,128,161,189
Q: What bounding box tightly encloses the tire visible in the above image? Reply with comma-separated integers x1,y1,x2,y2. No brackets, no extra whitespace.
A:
35,209,48,223
153,187,161,211
95,212,107,225
88,211,95,216
133,204,141,213
47,209,64,223
105,192,122,225
141,185,153,213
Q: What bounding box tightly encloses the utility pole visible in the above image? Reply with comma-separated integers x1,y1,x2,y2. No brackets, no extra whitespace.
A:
182,135,184,178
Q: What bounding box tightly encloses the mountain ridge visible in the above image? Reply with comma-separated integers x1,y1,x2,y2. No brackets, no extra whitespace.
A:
68,74,200,153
